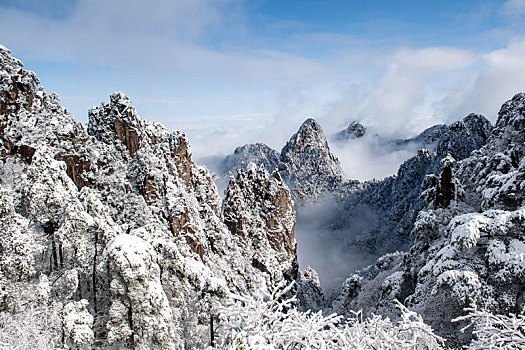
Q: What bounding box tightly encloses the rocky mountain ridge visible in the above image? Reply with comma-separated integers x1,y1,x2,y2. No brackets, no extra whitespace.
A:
2,42,524,348
390,124,448,152
219,106,494,295
332,92,525,346
0,45,298,349
218,118,344,203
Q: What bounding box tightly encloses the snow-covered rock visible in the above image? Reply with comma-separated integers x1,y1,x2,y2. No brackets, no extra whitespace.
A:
333,121,367,142
218,118,344,203
100,234,179,349
223,164,297,283
390,124,448,152
279,118,344,202
62,299,95,350
223,143,280,180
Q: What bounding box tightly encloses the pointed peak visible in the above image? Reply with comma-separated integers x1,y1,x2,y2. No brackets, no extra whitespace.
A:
288,118,327,147
88,92,140,126
462,113,491,129
298,118,322,132
491,92,525,154
334,121,366,142
279,118,344,199
246,161,257,173
109,91,133,108
87,92,146,156
282,118,332,156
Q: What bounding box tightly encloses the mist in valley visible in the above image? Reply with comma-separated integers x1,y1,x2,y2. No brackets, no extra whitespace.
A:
295,194,383,296
201,122,421,296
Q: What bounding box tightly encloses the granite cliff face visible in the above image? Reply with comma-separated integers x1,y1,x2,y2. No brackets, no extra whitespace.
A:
0,45,297,349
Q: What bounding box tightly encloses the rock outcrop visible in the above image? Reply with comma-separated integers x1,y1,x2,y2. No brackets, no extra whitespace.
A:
223,164,296,280
279,118,344,201
333,121,367,142
223,143,280,178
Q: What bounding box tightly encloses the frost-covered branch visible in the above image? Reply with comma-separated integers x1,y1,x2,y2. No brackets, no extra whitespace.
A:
453,308,525,349
0,302,62,350
214,282,444,349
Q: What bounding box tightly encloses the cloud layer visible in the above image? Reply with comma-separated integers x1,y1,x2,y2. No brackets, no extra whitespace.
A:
1,0,524,181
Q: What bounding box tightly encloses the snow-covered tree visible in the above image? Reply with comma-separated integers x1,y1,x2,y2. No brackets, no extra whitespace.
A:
215,281,444,349
454,308,525,349
100,234,180,349
62,299,94,349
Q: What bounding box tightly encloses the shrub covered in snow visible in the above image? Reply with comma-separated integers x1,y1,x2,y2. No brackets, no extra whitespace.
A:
0,301,62,350
62,299,94,349
454,308,525,349
214,282,444,349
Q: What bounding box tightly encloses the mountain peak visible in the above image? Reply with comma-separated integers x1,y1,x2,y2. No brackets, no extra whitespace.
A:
283,118,328,150
0,45,299,348
333,121,367,142
493,92,525,155
289,118,326,148
497,92,525,128
299,117,321,130
87,92,145,157
87,92,175,158
436,113,491,160
279,118,344,201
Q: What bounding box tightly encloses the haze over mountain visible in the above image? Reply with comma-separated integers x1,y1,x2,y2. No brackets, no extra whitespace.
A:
2,0,525,172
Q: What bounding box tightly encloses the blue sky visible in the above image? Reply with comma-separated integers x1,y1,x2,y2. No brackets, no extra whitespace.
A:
1,0,525,177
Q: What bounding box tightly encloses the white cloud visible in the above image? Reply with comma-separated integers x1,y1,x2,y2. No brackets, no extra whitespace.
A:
2,1,525,181
438,38,525,124
501,0,525,17
320,41,525,180
321,46,479,140
0,0,331,82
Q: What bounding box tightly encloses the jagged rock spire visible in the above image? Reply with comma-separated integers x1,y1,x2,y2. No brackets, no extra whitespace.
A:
279,118,344,201
223,164,296,279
